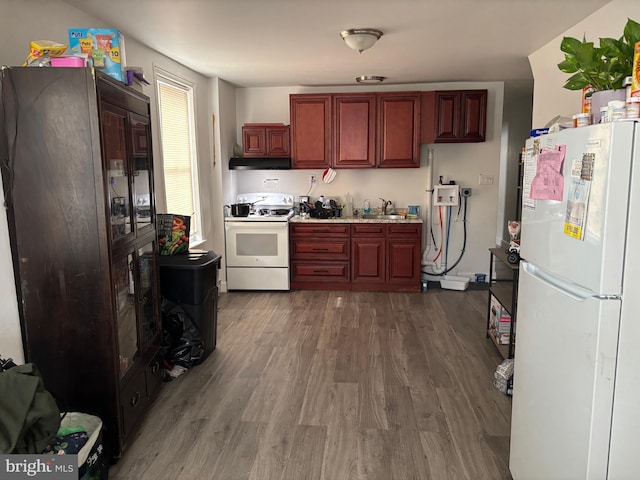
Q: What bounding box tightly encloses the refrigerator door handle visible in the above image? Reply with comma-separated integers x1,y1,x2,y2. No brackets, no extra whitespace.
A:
522,261,596,302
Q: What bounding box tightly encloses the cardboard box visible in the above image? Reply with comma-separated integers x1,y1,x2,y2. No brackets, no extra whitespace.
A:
68,28,125,82
157,214,190,255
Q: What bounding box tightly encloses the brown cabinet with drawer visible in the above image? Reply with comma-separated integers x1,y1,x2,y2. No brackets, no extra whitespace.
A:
351,224,386,288
290,221,422,292
386,224,422,288
290,223,350,288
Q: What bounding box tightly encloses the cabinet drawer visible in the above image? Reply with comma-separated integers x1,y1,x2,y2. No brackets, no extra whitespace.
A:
387,224,422,237
290,223,349,237
291,239,349,260
120,367,148,438
351,224,385,237
291,261,350,283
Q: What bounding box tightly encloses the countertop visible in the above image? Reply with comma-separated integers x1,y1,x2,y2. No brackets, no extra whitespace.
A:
289,215,423,224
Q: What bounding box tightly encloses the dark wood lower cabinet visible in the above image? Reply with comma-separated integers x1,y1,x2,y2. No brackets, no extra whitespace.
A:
0,67,163,460
387,224,422,288
290,222,421,292
351,224,386,289
290,224,350,289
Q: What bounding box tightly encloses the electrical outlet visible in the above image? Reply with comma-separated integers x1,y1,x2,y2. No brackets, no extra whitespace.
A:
461,187,472,197
309,175,316,185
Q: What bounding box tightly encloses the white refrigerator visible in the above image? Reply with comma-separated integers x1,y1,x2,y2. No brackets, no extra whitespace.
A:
509,121,640,479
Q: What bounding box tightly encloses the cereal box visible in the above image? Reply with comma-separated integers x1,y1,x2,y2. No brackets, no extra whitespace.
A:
157,214,190,255
68,28,125,82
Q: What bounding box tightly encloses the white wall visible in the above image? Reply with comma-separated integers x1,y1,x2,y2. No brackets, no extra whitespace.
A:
232,82,506,278
0,0,220,361
529,1,640,127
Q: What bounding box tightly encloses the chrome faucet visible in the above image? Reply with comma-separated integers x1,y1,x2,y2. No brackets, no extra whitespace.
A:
379,198,392,215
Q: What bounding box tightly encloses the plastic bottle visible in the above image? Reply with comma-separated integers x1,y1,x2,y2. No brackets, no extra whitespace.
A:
344,192,354,217
363,199,371,214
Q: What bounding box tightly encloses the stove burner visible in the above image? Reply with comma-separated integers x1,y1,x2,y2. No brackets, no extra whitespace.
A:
257,208,291,217
270,208,292,216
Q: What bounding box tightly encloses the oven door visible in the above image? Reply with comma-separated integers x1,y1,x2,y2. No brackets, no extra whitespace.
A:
225,221,289,267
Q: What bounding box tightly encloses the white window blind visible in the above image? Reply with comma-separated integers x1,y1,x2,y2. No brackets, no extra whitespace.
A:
156,73,201,241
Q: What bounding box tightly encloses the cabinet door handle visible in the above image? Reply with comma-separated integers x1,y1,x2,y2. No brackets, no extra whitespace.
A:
151,362,160,374
130,391,141,407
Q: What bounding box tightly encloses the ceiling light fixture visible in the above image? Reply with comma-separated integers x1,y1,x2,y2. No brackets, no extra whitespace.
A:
355,75,386,84
340,28,383,53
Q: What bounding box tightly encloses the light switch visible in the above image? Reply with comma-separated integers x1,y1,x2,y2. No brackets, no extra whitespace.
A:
478,174,494,185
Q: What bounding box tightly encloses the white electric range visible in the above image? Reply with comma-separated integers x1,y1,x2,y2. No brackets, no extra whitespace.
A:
224,193,295,290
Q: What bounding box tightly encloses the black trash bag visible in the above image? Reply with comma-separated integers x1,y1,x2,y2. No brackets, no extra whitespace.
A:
162,298,204,369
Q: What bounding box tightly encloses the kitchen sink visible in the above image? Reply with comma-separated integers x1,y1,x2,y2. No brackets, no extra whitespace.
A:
361,214,406,220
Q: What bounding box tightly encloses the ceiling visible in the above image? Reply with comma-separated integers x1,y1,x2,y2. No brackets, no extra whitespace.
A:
61,0,610,88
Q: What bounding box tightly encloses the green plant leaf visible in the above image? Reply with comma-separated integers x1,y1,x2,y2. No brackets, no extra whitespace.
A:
600,37,623,56
559,18,640,91
560,36,582,55
563,72,590,90
557,59,579,73
574,42,599,70
624,18,640,47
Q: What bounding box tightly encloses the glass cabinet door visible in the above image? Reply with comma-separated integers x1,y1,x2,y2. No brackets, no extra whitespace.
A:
137,241,160,351
113,250,138,379
129,113,154,235
101,104,133,241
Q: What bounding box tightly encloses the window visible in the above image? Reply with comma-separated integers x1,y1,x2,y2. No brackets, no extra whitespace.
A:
155,70,202,242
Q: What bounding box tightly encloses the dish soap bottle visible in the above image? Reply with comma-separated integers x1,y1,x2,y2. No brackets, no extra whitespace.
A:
344,192,354,217
363,199,371,214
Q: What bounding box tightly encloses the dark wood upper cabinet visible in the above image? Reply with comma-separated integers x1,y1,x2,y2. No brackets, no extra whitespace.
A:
242,123,290,157
421,90,487,143
291,91,420,169
460,91,487,142
290,95,332,169
377,92,421,168
333,93,376,168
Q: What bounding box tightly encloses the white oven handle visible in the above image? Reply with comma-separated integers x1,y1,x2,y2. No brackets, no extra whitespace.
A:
225,221,289,230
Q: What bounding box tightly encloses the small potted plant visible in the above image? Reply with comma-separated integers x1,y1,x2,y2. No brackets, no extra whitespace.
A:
557,17,640,116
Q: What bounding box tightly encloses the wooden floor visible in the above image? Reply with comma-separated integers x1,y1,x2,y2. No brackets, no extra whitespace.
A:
110,288,512,480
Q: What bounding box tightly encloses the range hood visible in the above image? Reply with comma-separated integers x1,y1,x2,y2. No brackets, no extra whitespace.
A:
229,157,291,170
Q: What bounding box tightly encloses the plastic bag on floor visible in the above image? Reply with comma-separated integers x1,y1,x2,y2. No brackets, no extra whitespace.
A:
162,299,204,372
493,358,514,396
